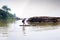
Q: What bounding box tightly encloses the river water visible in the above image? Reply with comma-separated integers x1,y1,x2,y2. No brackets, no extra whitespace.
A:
0,20,60,40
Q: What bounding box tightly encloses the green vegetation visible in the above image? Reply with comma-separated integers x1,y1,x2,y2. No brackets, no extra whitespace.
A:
27,16,60,23
0,5,20,20
27,16,60,25
0,5,20,27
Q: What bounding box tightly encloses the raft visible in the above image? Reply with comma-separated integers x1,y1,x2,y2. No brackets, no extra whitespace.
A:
20,25,36,26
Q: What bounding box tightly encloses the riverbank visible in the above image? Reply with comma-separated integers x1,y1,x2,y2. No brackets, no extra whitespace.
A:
27,16,60,23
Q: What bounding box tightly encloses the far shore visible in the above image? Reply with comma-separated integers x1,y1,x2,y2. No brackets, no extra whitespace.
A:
27,16,60,23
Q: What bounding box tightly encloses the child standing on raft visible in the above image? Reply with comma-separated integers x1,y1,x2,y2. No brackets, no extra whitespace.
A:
22,18,26,25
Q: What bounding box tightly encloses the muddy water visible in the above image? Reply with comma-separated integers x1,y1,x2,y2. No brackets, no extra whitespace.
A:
0,20,60,40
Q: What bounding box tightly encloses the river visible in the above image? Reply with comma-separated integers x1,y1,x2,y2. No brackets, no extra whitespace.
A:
0,20,60,40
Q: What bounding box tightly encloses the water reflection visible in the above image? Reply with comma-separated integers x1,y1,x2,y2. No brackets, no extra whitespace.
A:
0,19,15,40
22,26,26,35
27,22,60,26
1,20,59,40
0,20,8,27
0,19,15,27
0,27,8,37
21,22,60,35
0,20,60,40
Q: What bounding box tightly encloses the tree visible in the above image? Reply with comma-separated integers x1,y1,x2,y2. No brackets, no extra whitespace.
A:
2,5,11,12
0,9,7,19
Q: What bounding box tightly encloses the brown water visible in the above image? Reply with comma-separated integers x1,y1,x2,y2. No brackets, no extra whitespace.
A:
0,20,60,40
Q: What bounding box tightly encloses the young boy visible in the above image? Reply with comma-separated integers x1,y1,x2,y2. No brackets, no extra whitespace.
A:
22,18,26,25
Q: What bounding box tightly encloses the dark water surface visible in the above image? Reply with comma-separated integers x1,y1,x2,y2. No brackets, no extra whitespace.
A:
0,20,60,40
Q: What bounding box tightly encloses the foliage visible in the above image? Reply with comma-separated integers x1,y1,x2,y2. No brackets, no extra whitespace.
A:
27,16,60,23
0,5,20,20
0,9,7,19
2,5,11,12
